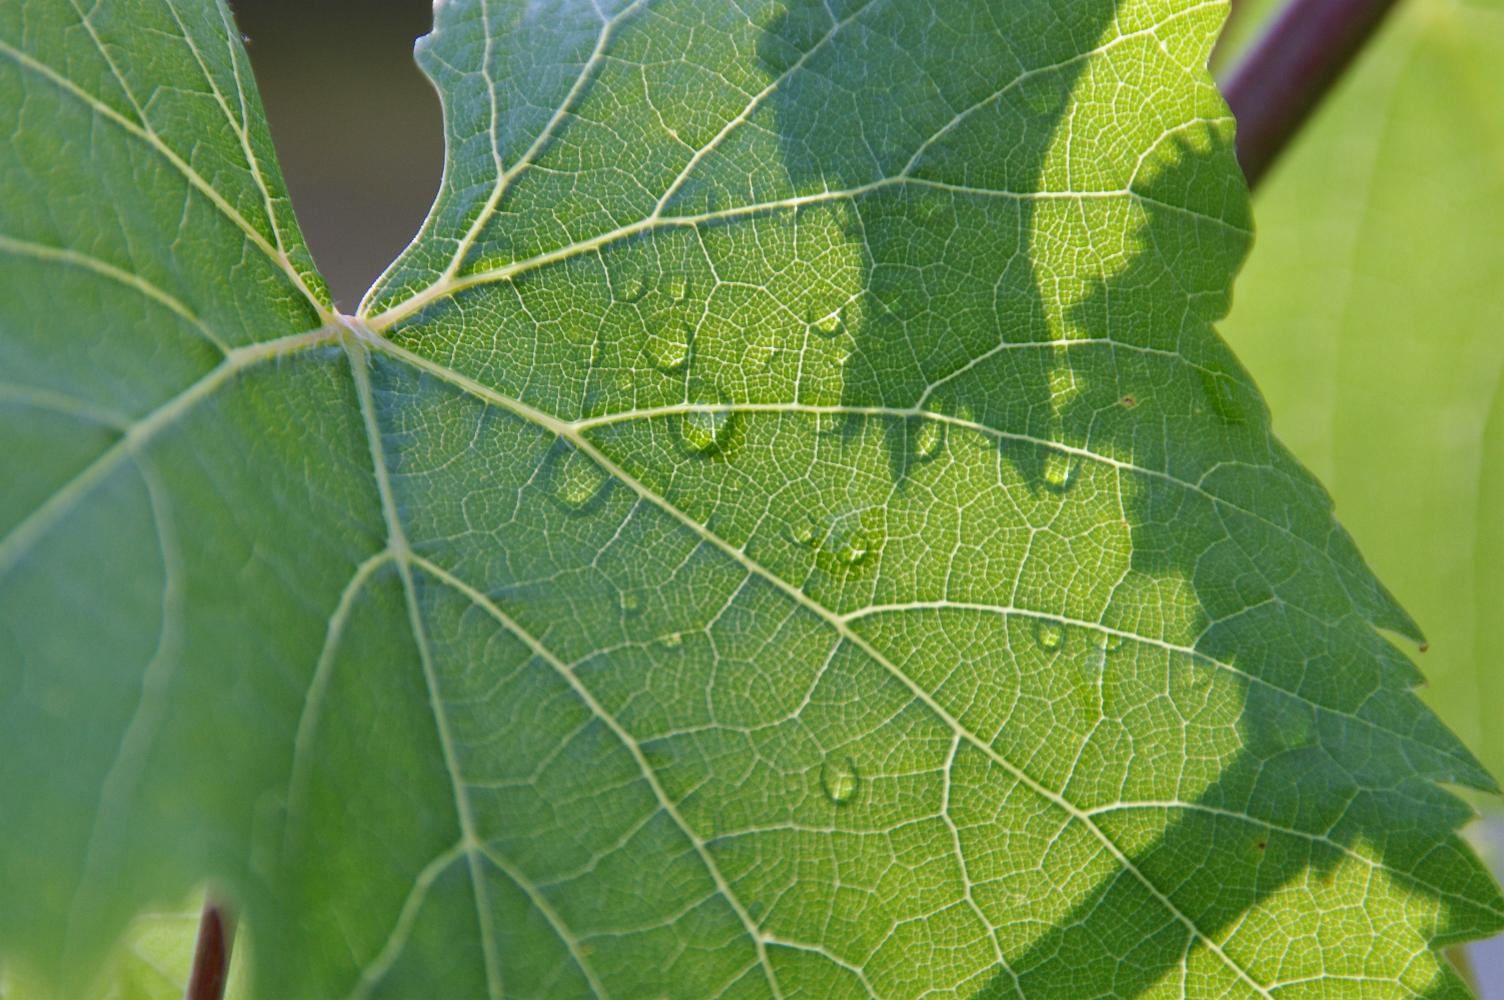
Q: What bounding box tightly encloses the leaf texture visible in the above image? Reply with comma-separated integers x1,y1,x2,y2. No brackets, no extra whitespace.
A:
0,0,1500,997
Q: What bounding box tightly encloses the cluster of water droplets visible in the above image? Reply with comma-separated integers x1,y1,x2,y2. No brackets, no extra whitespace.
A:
783,510,880,568
1031,619,1132,656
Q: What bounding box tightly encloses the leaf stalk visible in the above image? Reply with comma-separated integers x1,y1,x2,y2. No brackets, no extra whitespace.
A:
1221,0,1403,188
185,900,235,1000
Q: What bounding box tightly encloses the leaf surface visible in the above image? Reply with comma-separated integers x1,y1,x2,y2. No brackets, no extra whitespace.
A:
1,1,1500,997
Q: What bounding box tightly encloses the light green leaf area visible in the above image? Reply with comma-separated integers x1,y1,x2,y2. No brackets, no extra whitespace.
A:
1220,0,1504,786
1,1,1500,997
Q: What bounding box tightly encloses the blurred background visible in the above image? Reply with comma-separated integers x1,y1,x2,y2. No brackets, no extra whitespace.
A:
218,0,1504,992
230,0,442,311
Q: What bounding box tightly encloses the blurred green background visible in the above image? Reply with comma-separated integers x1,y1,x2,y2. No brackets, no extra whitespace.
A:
231,0,442,311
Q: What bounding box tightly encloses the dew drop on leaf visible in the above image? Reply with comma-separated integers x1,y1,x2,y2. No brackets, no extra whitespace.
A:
680,407,731,453
810,305,845,337
822,520,875,566
1198,368,1247,424
1103,632,1124,653
617,269,648,303
551,447,608,511
649,325,690,373
1033,619,1064,652
820,756,860,805
911,419,944,462
1272,707,1318,751
1041,448,1077,492
835,533,870,565
658,631,683,650
784,514,818,547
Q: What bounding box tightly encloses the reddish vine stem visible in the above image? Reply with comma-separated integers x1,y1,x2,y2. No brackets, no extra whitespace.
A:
1222,0,1404,188
185,900,236,1000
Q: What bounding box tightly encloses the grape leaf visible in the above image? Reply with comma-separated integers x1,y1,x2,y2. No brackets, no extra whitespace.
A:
2,1,1501,997
1220,0,1504,784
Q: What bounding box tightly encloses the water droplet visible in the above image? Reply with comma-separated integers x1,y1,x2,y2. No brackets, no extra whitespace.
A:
649,326,690,373
1103,633,1124,653
551,447,607,511
810,305,845,337
680,406,731,453
784,514,818,547
1198,369,1247,424
658,631,683,650
1033,619,1064,652
1272,707,1317,751
617,269,648,303
911,419,944,461
1041,449,1077,492
820,756,860,805
821,518,875,566
835,532,870,565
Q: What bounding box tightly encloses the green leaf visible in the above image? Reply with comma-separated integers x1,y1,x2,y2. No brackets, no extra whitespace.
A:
1220,0,1504,787
1,1,1499,997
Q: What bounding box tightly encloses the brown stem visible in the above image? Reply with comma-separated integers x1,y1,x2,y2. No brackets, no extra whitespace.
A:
1221,0,1404,188
185,900,236,1000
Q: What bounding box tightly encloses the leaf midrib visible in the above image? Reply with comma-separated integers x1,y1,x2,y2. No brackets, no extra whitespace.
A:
359,177,1242,332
